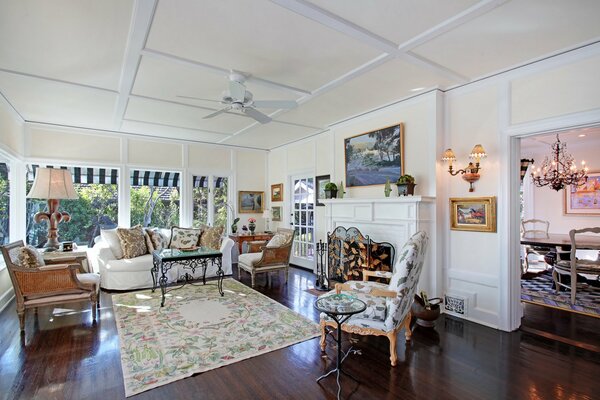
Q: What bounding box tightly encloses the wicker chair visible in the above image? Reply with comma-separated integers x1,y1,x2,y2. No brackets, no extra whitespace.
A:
237,228,294,288
1,241,100,331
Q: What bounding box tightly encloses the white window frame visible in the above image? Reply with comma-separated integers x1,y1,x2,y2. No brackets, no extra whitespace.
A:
189,172,233,232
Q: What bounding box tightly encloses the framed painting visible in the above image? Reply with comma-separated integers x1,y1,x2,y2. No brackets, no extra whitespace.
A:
272,206,282,221
238,191,264,214
315,175,330,206
344,123,404,187
564,172,600,215
450,197,496,232
271,183,283,202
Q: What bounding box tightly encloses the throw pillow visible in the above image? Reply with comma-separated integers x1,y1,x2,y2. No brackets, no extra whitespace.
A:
17,245,46,268
145,228,168,251
169,226,202,249
117,226,148,259
101,228,124,259
266,231,293,248
144,230,154,253
200,225,224,250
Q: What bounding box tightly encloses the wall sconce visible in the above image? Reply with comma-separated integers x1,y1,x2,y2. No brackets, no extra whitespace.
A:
441,144,487,192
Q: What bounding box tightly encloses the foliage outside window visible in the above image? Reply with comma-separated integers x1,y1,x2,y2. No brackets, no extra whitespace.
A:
130,170,180,228
213,177,229,228
0,162,9,246
192,176,209,228
192,176,229,229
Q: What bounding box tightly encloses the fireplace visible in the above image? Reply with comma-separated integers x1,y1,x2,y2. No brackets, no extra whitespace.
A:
327,226,395,282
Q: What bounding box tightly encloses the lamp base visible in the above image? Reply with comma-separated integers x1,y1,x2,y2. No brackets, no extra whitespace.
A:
33,199,71,251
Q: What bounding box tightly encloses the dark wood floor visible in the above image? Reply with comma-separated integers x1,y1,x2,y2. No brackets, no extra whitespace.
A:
1,266,600,400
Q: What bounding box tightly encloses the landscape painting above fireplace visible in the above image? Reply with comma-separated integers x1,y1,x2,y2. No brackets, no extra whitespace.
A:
345,123,404,187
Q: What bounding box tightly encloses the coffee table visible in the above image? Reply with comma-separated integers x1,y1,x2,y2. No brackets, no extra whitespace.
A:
314,293,366,400
152,247,223,307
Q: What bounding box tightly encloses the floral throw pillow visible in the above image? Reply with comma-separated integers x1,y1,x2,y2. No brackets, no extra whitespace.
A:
117,226,148,259
169,226,202,249
145,228,168,251
200,225,224,250
266,231,293,248
18,245,46,268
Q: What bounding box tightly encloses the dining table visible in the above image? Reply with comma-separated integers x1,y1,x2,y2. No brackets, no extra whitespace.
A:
520,233,600,250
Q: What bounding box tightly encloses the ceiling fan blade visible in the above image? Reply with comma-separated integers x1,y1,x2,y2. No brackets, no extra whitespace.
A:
203,106,231,119
177,95,222,103
252,100,297,109
243,107,272,124
229,80,246,102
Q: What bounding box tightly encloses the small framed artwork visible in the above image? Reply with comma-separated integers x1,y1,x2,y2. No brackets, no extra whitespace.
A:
272,206,282,221
450,197,496,232
238,191,264,214
315,175,331,206
345,123,404,187
564,172,600,215
271,183,283,202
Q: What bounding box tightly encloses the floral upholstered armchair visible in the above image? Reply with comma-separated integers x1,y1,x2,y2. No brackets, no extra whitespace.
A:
318,231,429,366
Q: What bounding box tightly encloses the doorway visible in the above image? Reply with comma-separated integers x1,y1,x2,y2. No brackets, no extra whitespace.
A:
289,174,315,270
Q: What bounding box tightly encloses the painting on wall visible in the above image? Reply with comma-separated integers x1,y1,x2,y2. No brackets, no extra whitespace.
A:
271,183,283,202
450,197,496,232
344,123,404,187
238,191,264,214
564,172,600,215
315,175,330,206
272,206,282,221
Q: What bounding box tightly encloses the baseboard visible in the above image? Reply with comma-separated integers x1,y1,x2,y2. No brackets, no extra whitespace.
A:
0,288,15,314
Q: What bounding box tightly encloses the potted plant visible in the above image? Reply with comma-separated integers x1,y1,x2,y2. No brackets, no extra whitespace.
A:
324,182,338,199
411,291,443,328
231,217,240,233
396,174,416,196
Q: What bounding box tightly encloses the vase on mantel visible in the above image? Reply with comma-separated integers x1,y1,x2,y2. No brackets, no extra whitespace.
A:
248,222,256,233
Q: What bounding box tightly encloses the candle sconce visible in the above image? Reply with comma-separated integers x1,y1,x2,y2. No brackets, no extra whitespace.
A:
441,144,487,192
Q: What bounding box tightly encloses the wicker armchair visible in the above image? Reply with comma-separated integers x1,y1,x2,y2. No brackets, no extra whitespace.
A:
238,228,294,288
1,241,100,331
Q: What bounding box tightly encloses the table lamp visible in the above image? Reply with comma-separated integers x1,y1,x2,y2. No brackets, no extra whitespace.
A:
27,168,78,251
262,209,270,232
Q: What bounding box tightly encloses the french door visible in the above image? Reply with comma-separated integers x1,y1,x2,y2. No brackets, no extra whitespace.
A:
289,174,315,270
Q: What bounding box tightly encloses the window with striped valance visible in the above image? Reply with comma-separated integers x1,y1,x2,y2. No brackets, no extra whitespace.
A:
27,164,119,184
131,170,180,187
193,176,227,188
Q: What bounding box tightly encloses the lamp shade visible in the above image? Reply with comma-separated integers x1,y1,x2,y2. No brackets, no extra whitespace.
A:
441,149,456,162
469,144,487,160
27,168,78,200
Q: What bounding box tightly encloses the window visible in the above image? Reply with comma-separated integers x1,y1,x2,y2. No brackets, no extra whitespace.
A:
26,165,119,247
130,170,180,228
192,175,230,229
0,162,9,246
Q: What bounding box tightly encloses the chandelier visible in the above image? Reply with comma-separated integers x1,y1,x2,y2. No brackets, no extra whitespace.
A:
531,134,588,191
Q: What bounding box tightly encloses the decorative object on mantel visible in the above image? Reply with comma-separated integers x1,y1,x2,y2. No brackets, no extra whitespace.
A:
441,144,487,192
449,196,496,232
384,178,392,197
248,218,256,233
271,183,283,202
345,123,404,187
314,240,329,291
315,175,330,206
338,181,345,199
324,182,338,199
231,217,240,233
26,167,79,251
411,291,443,328
564,171,600,215
531,134,588,191
396,174,416,196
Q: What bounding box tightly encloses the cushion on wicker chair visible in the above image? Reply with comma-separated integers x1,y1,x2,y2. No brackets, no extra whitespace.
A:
18,246,45,268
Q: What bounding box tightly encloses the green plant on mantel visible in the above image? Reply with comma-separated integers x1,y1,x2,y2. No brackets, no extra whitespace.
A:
324,182,338,191
396,174,415,184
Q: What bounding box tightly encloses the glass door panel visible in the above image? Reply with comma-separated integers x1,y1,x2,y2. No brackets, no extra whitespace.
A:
290,175,315,269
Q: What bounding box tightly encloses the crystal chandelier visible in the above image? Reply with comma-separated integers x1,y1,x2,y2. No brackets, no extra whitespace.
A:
531,134,588,191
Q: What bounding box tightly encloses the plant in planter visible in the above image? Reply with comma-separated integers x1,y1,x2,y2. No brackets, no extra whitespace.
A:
396,174,417,196
411,291,443,328
324,182,338,199
231,217,240,233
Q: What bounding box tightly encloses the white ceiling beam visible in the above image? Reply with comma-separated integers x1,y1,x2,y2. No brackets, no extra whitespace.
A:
0,67,118,94
113,0,158,130
123,118,233,137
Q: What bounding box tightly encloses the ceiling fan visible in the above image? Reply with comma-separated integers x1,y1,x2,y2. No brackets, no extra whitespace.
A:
178,73,297,124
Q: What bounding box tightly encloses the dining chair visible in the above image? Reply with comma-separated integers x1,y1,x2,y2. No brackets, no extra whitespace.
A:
552,227,600,303
521,219,551,274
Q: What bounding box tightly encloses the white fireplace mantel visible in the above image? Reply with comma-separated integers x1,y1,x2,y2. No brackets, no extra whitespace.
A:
321,196,437,295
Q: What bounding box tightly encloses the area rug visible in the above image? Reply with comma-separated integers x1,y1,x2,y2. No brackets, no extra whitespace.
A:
112,279,320,397
521,270,600,318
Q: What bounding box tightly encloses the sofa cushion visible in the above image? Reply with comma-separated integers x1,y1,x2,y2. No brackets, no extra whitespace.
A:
18,245,45,268
143,230,154,252
200,225,223,250
266,231,293,248
145,228,168,251
101,228,124,259
238,252,262,268
103,254,153,273
169,226,202,249
117,226,148,259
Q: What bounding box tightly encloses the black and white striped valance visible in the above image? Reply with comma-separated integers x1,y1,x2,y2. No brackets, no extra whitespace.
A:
520,159,534,182
28,165,119,184
193,176,227,188
131,170,180,188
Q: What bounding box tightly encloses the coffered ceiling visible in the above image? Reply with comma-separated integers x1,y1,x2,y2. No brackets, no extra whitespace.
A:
1,0,599,150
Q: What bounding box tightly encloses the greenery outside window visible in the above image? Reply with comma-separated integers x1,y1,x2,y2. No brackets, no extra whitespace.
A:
192,175,229,229
130,169,180,228
0,162,9,246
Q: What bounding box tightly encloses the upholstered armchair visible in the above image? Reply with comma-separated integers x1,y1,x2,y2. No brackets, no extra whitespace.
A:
319,231,429,366
1,241,100,331
238,228,294,288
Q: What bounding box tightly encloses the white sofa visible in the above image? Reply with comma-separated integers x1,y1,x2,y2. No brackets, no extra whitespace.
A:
89,228,234,291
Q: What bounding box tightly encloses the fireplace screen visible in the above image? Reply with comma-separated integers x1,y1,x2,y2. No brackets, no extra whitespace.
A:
327,226,395,282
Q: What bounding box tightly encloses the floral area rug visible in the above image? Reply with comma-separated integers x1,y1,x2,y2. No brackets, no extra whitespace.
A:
112,278,320,396
521,270,600,317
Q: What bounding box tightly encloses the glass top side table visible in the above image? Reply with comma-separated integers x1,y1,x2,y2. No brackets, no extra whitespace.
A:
314,293,366,400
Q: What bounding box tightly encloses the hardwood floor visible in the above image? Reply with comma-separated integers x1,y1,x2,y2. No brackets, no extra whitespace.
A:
1,266,599,400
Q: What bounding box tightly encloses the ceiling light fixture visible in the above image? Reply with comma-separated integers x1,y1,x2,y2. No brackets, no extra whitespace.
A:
531,134,588,191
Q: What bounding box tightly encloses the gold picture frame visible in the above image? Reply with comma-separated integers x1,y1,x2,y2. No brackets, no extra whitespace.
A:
238,191,264,214
271,183,283,202
450,197,496,232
